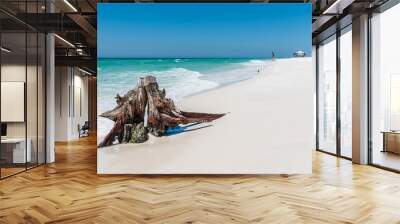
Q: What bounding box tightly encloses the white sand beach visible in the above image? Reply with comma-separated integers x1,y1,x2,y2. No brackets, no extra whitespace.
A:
97,58,314,174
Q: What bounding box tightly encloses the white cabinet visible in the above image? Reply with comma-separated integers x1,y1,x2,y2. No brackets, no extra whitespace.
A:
1,138,32,163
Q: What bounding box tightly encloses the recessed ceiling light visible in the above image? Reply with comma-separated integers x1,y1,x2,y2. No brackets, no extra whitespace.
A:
54,34,75,48
322,0,354,15
1,47,11,53
78,67,93,76
63,0,78,12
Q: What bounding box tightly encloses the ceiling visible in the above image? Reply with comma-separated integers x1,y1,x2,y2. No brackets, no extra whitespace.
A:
0,0,97,73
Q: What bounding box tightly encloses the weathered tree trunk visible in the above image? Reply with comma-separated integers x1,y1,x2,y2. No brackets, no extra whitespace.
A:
99,76,225,147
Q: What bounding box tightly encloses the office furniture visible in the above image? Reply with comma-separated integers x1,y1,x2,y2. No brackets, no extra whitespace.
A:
0,138,32,164
382,131,400,154
79,121,90,138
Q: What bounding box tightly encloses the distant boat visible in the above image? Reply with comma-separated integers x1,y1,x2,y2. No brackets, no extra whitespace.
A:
293,51,306,57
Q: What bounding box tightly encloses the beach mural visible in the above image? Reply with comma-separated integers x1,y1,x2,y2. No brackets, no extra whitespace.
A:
97,3,313,174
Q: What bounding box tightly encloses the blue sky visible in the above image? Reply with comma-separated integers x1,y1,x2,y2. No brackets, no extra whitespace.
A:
98,3,311,58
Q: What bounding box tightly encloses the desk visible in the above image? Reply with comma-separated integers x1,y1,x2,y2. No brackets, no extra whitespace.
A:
382,131,400,154
1,138,31,163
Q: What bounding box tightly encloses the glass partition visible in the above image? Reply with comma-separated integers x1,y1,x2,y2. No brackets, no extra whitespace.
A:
339,26,352,158
0,2,46,179
1,30,28,177
317,35,337,154
370,3,400,171
27,31,38,169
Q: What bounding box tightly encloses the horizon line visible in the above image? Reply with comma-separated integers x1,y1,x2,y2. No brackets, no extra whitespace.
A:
97,56,312,60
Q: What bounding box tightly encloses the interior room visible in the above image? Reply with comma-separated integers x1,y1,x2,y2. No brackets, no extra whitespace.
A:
0,8,46,178
0,0,96,179
54,66,91,141
0,0,400,223
370,3,400,170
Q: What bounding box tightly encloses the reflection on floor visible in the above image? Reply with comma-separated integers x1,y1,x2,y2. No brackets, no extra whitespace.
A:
373,150,400,170
341,148,352,158
0,167,25,178
0,134,400,223
0,162,42,179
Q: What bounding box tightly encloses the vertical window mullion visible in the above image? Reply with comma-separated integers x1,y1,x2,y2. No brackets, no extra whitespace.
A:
36,0,39,167
25,0,28,171
336,29,341,157
316,45,320,150
367,12,373,165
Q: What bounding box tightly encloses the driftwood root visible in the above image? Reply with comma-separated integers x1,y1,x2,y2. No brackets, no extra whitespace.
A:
99,75,225,147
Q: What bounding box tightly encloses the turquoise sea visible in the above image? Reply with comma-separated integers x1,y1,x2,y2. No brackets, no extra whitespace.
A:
97,58,271,138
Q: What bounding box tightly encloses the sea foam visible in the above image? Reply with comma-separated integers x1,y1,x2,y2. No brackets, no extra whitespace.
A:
97,58,271,142
151,67,219,101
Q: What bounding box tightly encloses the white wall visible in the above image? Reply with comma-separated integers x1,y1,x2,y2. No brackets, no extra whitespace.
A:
1,65,42,137
55,67,68,141
1,82,25,122
70,72,89,138
1,65,26,139
55,67,89,141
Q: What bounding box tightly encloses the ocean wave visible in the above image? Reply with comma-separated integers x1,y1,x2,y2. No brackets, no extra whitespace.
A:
151,67,219,101
240,59,271,67
200,59,271,85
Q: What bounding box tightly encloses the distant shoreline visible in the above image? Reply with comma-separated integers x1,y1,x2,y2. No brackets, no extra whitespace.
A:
98,57,278,60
